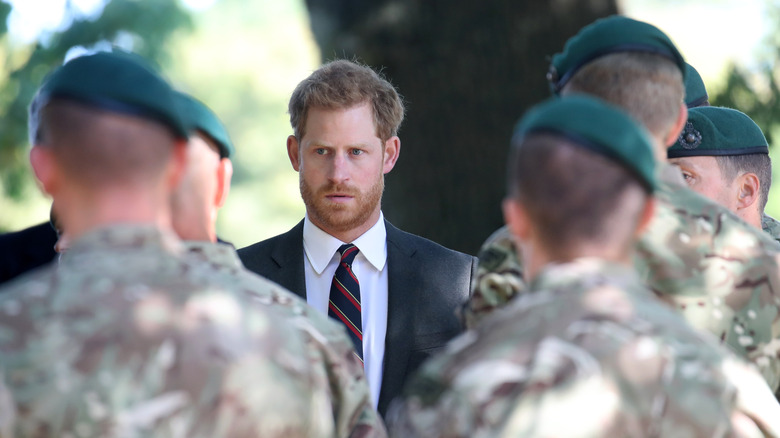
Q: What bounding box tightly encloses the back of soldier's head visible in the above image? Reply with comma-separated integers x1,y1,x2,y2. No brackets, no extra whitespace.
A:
549,16,686,140
562,52,683,139
169,91,235,241
31,51,189,187
508,96,656,258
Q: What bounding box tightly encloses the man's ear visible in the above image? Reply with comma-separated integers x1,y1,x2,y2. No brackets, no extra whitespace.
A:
664,103,688,147
502,197,532,242
736,172,760,211
29,146,57,196
167,139,189,190
383,136,401,174
287,135,301,171
214,158,233,208
635,197,657,236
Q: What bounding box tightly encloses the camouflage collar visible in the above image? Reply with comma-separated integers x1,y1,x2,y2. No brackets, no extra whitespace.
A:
61,225,182,265
530,258,640,293
183,240,242,269
761,214,780,244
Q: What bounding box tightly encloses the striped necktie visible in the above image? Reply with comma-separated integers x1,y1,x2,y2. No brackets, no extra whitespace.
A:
328,243,363,361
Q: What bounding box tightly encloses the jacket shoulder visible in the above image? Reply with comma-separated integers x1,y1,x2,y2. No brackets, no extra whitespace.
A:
237,221,303,266
387,223,476,265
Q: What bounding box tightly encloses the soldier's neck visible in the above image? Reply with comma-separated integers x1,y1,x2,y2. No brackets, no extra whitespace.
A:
58,185,174,243
524,241,633,283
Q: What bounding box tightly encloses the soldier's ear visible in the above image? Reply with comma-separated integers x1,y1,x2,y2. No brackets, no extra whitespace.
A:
664,103,688,147
502,197,532,242
29,145,58,196
167,139,189,190
636,197,656,236
735,172,759,211
214,158,233,209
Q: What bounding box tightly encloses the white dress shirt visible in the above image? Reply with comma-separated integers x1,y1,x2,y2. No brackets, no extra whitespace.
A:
302,213,388,408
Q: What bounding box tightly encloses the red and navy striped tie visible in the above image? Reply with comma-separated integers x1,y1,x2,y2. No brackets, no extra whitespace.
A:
328,243,363,361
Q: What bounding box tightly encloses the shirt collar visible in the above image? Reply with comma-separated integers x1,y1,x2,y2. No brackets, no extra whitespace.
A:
303,212,388,274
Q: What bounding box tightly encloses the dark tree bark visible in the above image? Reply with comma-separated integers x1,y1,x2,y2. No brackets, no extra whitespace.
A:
305,0,618,254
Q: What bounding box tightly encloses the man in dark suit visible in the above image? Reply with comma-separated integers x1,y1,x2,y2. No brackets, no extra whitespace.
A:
0,210,57,285
238,59,476,416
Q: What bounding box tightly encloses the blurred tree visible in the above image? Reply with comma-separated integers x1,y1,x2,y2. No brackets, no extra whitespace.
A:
712,23,780,148
710,2,780,218
304,0,618,254
712,62,780,145
0,0,191,211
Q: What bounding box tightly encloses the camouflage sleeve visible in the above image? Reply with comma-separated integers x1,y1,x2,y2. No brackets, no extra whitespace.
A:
461,226,526,329
292,314,387,438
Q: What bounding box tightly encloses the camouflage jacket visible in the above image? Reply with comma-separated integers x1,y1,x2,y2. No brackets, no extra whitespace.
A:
391,259,780,437
183,241,385,437
762,214,780,244
465,164,780,393
0,225,339,438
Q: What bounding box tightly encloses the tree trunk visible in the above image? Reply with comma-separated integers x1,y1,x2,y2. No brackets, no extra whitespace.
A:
305,0,618,254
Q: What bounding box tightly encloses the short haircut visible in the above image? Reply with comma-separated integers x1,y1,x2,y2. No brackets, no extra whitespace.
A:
562,52,684,140
38,99,177,185
507,133,649,257
716,153,772,212
288,59,405,142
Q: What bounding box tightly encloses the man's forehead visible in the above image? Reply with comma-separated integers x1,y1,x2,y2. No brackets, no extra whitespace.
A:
670,155,719,170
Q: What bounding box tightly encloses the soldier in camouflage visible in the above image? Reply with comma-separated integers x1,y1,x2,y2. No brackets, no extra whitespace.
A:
463,58,714,329
171,91,384,436
667,106,780,244
0,51,358,437
390,95,780,438
464,15,780,394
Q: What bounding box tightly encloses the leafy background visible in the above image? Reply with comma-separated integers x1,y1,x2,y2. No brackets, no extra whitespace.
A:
1,0,778,253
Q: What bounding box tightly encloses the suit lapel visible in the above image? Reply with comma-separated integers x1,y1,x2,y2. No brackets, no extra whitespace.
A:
378,221,416,414
270,220,307,299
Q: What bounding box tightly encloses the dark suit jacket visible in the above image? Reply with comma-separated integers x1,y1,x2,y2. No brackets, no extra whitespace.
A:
0,221,58,286
238,219,477,416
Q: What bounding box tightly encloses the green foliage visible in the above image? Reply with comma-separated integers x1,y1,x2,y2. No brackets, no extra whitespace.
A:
0,0,192,200
711,62,780,146
709,3,780,219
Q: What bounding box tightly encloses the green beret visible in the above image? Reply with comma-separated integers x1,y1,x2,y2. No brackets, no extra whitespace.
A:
174,92,234,159
35,50,188,139
548,15,686,94
515,95,657,192
668,106,767,158
684,63,708,108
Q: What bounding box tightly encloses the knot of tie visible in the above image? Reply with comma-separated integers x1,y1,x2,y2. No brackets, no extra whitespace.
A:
338,243,359,265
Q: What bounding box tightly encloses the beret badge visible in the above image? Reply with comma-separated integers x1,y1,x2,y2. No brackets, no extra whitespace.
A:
678,122,702,149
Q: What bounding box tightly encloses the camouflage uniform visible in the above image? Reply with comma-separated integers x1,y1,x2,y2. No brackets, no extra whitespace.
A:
762,213,780,244
183,240,385,437
0,225,339,437
466,164,780,392
461,226,522,329
392,259,780,437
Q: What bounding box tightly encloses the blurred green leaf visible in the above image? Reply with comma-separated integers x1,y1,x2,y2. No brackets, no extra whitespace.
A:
0,0,192,201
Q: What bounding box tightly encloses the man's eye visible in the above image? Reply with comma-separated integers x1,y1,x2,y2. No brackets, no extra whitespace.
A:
681,172,693,181
315,148,327,155
351,149,363,156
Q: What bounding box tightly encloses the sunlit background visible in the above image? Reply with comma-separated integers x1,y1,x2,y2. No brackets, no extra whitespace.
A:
1,0,778,249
